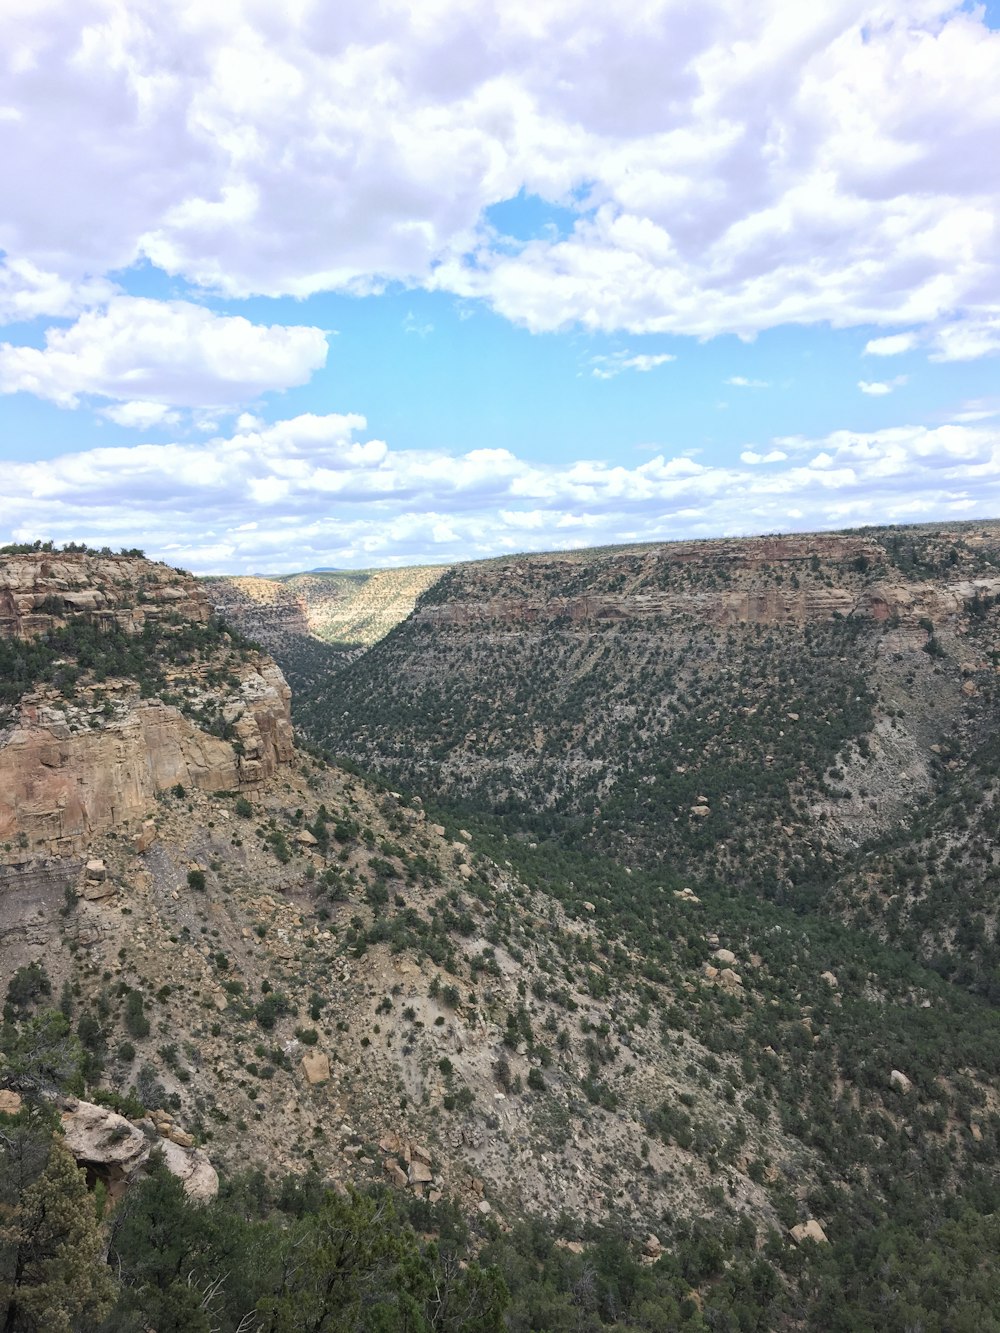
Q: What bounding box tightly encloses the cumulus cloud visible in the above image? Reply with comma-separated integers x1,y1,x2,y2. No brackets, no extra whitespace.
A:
0,257,116,324
2,409,997,573
858,375,908,396
591,351,676,379
864,332,919,357
0,298,328,412
727,377,769,388
929,316,1000,362
0,1,997,347
740,448,788,463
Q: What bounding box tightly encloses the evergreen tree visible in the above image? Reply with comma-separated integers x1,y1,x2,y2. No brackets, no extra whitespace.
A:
0,1135,116,1332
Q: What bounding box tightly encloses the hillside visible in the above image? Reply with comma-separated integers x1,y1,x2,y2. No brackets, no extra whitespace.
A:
5,536,1000,1330
304,525,1000,927
284,521,1000,1326
205,565,447,652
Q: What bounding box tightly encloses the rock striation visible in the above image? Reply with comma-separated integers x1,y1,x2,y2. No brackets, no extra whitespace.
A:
0,551,294,854
0,550,209,639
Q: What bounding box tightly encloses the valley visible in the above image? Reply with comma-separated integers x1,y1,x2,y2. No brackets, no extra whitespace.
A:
2,528,1000,1330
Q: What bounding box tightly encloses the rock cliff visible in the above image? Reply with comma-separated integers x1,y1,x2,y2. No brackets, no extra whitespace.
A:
0,551,294,854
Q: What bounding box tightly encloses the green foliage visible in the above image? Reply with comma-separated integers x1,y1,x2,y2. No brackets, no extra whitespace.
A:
0,1133,116,1332
123,992,150,1039
4,965,52,1020
0,1012,84,1097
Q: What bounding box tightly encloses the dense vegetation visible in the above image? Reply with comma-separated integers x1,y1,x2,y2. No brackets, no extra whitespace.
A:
0,614,253,711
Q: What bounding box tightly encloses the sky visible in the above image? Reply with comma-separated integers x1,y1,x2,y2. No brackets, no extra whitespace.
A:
1,0,999,574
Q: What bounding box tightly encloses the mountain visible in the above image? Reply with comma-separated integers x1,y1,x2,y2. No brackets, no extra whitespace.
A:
4,533,1000,1331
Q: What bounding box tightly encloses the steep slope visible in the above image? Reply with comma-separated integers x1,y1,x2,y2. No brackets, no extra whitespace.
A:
205,565,447,651
7,539,1000,1329
302,525,1000,898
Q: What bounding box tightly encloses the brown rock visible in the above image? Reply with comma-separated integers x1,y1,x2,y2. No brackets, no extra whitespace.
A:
408,1159,433,1185
0,1090,24,1115
134,820,157,853
790,1220,828,1244
301,1050,331,1085
384,1159,409,1189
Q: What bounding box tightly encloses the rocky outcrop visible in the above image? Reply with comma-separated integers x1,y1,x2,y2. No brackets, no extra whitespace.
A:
412,532,1000,632
59,1098,218,1200
202,576,312,652
0,551,208,639
0,551,294,855
206,565,447,651
0,664,293,853
60,1099,150,1181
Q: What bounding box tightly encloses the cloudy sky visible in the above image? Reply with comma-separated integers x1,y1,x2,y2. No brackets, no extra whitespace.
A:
1,0,999,573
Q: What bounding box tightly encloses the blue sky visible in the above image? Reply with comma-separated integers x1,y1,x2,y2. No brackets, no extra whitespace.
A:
1,0,999,572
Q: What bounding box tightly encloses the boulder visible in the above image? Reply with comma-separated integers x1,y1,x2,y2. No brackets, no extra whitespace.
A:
301,1050,331,1085
790,1220,828,1245
890,1069,912,1094
643,1234,664,1258
60,1099,149,1181
83,877,116,902
820,971,838,987
134,820,157,854
0,1090,24,1115
718,968,743,989
158,1138,219,1202
85,859,106,881
408,1159,433,1186
384,1159,408,1189
714,948,736,965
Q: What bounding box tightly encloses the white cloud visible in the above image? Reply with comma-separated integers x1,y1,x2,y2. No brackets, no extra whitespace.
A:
99,401,181,429
0,1,997,345
859,375,908,396
727,376,769,388
2,409,998,573
929,316,1000,362
0,298,328,412
591,351,676,379
864,332,918,357
740,448,788,463
0,257,116,324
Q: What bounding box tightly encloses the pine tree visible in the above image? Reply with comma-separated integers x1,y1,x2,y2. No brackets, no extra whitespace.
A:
0,1136,116,1332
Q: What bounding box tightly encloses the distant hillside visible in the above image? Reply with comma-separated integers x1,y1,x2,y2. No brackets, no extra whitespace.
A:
297,522,1000,984
205,565,448,652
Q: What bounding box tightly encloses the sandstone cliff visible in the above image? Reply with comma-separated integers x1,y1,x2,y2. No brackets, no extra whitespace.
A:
0,550,209,638
0,551,294,855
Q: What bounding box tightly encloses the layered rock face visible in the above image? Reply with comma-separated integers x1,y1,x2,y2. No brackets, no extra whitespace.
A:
0,550,209,638
0,551,294,854
414,532,1000,631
